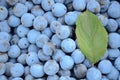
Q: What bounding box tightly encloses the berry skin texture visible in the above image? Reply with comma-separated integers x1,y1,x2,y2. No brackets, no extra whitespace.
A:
98,14,108,26
42,28,53,38
47,75,59,80
44,60,59,75
59,76,76,80
52,3,67,17
0,63,6,75
36,34,49,48
114,56,120,70
56,25,71,39
38,49,50,61
55,0,65,3
42,42,56,56
98,60,113,74
0,6,8,20
106,19,118,32
87,67,102,80
108,48,120,60
0,54,8,63
21,13,35,27
17,53,27,65
73,0,86,11
64,11,80,25
44,12,56,24
0,39,10,52
25,1,34,10
97,0,110,12
24,66,30,76
101,76,109,80
60,55,74,70
41,0,54,11
83,59,92,68
0,20,11,33
50,21,61,33
108,33,120,48
28,44,39,53
87,0,100,13
58,70,71,76
74,64,87,78
0,32,11,41
33,16,48,31
108,1,120,18
18,37,29,49
61,38,76,53
27,29,41,44
30,64,44,78
32,0,41,4
12,77,23,80
26,52,39,66
25,74,34,80
107,67,119,80
16,25,29,37
0,75,7,80
8,45,20,58
13,3,28,17
51,34,61,48
8,15,20,27
31,5,44,17
10,63,24,77
52,49,65,61
71,49,85,64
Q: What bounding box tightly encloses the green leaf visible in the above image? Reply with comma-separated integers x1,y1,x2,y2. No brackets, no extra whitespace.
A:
75,11,108,64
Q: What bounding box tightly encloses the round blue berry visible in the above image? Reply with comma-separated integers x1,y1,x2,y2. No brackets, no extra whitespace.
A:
43,11,56,24
87,0,100,13
16,25,29,37
41,0,55,11
52,3,67,17
44,60,59,75
73,0,86,11
8,45,20,58
35,34,49,48
61,38,76,53
33,16,48,31
21,13,35,27
98,60,113,74
56,25,71,39
108,33,120,48
30,64,44,78
60,55,74,70
27,29,41,44
38,49,50,61
71,49,85,64
13,3,28,17
87,67,102,80
52,49,65,61
18,37,29,49
10,63,24,77
108,1,120,18
26,52,39,66
0,54,8,63
8,15,20,27
31,5,44,17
